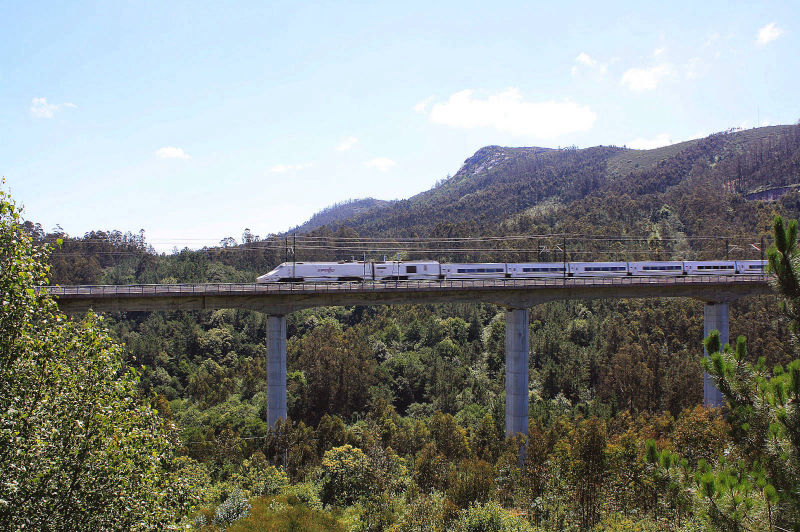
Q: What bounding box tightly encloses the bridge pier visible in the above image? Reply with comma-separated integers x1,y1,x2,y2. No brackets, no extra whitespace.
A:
703,302,728,408
267,315,287,427
505,308,529,439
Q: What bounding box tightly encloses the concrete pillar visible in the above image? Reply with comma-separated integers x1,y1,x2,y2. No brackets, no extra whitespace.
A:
703,302,728,407
267,315,287,427
505,308,530,437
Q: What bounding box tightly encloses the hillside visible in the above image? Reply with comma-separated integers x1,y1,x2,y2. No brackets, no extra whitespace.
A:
289,125,800,243
286,197,394,234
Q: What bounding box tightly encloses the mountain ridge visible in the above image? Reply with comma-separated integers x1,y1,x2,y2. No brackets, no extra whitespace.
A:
292,125,800,238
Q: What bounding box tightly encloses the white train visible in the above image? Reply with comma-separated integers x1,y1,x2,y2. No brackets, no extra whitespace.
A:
256,260,767,283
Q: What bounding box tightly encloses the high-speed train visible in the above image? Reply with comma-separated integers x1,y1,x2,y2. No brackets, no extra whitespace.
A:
256,260,768,283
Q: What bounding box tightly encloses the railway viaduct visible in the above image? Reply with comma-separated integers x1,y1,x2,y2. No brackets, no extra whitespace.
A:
46,274,773,440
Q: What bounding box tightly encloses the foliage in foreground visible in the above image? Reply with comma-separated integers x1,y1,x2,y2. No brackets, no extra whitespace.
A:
0,189,197,530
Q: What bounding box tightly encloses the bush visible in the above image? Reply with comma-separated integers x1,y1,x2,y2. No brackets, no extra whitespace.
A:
215,488,251,526
351,493,400,532
318,444,377,506
447,458,495,509
234,452,289,497
455,501,535,532
394,491,453,532
281,482,323,510
226,495,344,532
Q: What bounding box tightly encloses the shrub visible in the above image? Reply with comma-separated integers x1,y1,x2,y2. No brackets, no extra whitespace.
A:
447,458,495,509
281,482,323,510
235,452,289,497
455,501,535,532
318,444,377,506
226,495,344,532
394,491,452,532
215,488,251,526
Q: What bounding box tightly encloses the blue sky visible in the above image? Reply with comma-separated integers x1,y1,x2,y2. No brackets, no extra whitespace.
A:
2,1,798,251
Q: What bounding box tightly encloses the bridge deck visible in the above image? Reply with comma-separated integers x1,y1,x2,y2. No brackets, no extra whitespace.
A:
44,274,774,314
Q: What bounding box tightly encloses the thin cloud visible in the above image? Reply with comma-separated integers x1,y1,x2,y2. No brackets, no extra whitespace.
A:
620,64,673,91
422,88,596,138
364,157,396,172
576,52,597,67
626,133,672,149
30,97,76,118
270,162,313,173
757,22,784,45
414,96,434,113
626,130,713,149
704,32,721,47
571,52,607,76
336,136,359,151
685,57,703,79
155,146,191,159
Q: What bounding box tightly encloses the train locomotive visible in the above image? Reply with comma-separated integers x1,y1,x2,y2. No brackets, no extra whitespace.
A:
256,260,767,283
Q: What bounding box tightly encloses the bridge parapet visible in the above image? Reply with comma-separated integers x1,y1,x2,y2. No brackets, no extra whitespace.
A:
43,274,772,314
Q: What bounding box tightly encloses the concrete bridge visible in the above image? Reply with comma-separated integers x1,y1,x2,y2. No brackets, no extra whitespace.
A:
45,274,772,439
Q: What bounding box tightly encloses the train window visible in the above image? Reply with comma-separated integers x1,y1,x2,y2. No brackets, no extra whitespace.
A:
643,265,681,270
406,266,417,273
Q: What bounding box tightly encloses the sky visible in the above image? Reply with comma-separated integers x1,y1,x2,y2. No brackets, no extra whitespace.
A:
1,1,798,251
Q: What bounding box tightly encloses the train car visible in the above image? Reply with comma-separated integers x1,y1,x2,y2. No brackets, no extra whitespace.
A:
372,261,440,281
628,261,685,276
570,262,629,276
683,260,737,275
506,262,567,278
256,261,371,282
440,263,507,279
735,260,768,274
257,259,768,283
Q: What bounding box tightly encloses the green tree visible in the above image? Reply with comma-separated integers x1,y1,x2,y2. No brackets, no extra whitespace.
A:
769,215,800,342
292,320,376,424
680,214,800,530
0,189,197,530
560,417,607,529
188,358,235,407
317,444,377,506
413,442,449,494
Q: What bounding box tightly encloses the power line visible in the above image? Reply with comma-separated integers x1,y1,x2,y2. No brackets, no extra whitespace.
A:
40,232,772,245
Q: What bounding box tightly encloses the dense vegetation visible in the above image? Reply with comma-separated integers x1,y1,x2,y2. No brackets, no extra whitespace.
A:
287,198,395,235
8,124,800,529
0,190,196,530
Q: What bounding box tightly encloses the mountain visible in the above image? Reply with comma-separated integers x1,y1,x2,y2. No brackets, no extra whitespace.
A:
286,198,394,235
293,125,800,239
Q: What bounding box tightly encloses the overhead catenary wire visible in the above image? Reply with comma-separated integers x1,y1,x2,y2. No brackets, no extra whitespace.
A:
40,232,770,244
45,231,773,261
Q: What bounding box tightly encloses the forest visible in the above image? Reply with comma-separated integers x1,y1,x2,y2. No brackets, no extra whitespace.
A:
4,124,800,530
